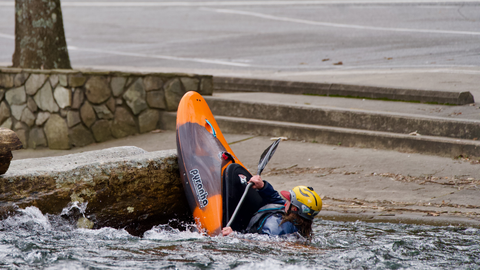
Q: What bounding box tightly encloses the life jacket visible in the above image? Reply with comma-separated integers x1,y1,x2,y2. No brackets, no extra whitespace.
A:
245,204,286,234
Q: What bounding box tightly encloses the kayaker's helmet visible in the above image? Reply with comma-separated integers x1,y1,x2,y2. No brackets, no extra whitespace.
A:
281,186,322,220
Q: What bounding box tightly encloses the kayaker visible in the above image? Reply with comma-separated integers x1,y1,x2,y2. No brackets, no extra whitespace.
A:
222,175,322,239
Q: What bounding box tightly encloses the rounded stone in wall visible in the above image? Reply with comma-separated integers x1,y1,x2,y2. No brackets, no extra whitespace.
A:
25,74,47,96
1,118,12,129
144,76,164,91
34,81,59,113
27,96,37,113
123,78,147,115
59,108,68,118
13,122,28,148
49,74,59,88
44,114,70,150
92,104,113,120
85,76,111,104
71,88,85,109
146,90,166,109
0,73,14,88
0,101,10,124
14,73,28,87
69,124,95,147
180,77,199,92
111,107,137,139
106,97,116,113
67,111,81,128
69,75,87,88
20,107,35,127
111,77,127,97
138,109,159,134
59,75,68,87
200,78,213,95
36,112,51,126
10,104,26,121
28,127,47,149
54,85,72,109
5,86,26,105
91,120,113,142
80,101,96,128
164,78,185,111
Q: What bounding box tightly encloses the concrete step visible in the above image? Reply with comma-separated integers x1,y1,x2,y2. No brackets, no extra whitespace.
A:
159,111,480,158
160,89,480,157
213,76,475,105
204,95,480,140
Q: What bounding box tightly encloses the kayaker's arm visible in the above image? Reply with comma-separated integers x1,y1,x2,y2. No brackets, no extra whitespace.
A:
249,175,264,189
223,176,286,237
250,176,285,205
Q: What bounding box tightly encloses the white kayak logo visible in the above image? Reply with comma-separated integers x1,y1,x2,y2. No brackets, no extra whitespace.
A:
190,169,209,208
238,174,247,184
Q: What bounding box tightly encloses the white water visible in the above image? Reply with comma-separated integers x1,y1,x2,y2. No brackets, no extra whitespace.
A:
0,206,478,269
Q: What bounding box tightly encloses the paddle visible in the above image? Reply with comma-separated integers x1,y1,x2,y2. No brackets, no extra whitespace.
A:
225,138,281,227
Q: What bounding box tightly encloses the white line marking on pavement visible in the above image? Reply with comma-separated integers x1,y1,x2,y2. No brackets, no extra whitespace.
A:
272,68,480,76
67,46,251,67
2,1,480,7
205,8,480,36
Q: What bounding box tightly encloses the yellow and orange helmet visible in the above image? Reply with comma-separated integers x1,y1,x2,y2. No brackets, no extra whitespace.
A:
287,186,322,220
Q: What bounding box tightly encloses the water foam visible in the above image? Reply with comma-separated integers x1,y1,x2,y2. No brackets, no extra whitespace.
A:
3,206,52,231
143,224,205,241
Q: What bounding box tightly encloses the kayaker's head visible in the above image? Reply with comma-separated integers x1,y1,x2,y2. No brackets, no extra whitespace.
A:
280,186,322,220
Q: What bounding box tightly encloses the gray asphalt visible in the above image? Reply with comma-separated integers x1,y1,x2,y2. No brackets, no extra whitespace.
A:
3,0,478,98
1,0,479,71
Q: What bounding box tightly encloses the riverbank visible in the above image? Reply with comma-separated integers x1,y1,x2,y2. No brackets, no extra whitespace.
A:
12,129,480,228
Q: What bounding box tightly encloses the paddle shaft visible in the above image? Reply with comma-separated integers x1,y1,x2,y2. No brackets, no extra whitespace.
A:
226,182,253,227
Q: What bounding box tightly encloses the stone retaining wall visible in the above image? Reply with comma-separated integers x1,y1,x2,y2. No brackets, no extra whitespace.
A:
0,68,213,149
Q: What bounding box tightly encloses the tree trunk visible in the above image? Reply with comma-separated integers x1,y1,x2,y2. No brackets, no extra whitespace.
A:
12,0,71,69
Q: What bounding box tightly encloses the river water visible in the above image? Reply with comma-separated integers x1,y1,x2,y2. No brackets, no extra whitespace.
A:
0,206,479,269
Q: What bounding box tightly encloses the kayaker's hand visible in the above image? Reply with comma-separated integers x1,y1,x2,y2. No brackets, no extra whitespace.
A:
222,227,234,236
249,175,264,189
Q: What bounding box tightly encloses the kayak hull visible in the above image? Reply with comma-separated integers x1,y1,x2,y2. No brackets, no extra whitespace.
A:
176,91,263,236
176,91,240,236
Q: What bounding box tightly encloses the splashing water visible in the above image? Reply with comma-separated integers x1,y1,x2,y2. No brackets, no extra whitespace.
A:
0,206,478,269
60,201,88,217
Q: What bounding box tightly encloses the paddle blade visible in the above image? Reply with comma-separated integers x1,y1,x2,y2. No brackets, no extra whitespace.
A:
257,138,281,175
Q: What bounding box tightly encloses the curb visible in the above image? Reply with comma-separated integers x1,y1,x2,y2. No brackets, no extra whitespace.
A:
204,97,480,140
213,76,475,105
319,210,480,228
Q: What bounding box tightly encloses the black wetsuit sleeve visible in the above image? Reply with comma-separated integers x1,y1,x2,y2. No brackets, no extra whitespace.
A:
257,181,286,205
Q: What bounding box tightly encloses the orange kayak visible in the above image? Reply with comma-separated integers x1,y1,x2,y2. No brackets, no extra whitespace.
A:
176,91,246,236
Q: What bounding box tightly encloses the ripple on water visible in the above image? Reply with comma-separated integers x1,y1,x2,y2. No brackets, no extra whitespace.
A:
0,207,479,269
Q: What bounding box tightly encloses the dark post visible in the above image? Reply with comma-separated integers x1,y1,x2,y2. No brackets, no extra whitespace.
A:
12,0,71,69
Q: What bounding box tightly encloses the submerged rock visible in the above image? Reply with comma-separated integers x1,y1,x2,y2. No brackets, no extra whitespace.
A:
1,147,190,235
77,217,95,229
